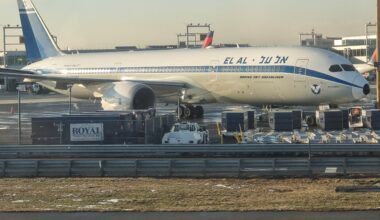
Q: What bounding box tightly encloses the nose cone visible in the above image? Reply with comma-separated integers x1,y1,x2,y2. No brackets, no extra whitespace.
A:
363,83,370,95
352,75,369,100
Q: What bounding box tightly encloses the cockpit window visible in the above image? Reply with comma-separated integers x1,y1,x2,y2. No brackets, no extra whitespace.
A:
341,64,356,72
329,65,343,72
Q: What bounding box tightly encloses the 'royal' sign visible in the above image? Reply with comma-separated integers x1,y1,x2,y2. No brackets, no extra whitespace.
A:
70,123,104,142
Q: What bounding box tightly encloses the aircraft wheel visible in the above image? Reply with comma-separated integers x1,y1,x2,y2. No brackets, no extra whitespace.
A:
183,106,192,119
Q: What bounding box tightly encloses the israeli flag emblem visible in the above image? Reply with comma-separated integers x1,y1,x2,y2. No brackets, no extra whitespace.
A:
311,84,321,95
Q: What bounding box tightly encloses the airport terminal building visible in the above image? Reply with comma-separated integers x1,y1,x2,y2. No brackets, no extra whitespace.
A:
332,35,376,63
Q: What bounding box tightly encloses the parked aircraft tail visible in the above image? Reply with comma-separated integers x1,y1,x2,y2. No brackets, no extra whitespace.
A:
202,31,214,48
17,0,62,62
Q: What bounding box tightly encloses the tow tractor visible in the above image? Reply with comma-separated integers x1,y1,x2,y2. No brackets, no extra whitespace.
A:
162,122,209,144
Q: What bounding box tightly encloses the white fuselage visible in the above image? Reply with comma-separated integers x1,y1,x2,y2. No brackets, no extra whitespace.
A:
23,46,368,106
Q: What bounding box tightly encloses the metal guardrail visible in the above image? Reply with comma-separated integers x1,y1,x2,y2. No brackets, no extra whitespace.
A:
0,157,379,178
0,144,380,159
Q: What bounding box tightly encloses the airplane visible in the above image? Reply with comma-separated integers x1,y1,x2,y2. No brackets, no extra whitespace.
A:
354,49,377,74
202,31,214,48
0,0,370,119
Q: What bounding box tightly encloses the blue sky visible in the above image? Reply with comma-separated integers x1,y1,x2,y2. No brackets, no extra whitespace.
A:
0,0,376,49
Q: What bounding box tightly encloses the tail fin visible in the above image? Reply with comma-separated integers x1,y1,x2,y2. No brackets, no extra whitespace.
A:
369,49,378,65
202,31,214,48
17,0,62,62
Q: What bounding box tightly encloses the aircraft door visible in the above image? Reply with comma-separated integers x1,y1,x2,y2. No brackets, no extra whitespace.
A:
294,59,309,93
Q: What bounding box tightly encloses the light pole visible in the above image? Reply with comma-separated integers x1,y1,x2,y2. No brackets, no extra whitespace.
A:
67,84,73,114
365,23,376,62
16,84,26,145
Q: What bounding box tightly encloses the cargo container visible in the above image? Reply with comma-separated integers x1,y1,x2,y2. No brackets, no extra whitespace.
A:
31,112,175,145
363,109,380,130
59,114,126,145
246,110,256,130
316,110,343,131
222,111,248,132
31,117,64,144
269,110,293,131
292,109,302,130
341,109,349,129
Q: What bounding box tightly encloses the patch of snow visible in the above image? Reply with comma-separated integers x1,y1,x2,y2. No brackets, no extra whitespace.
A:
215,184,234,189
82,205,97,209
107,199,120,203
72,199,82,202
12,200,30,203
98,199,120,205
62,194,74,197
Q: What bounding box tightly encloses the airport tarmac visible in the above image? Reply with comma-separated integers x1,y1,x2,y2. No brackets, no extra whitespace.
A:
0,88,376,145
0,92,255,144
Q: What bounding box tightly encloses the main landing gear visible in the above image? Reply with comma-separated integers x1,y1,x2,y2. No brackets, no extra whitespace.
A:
177,104,204,119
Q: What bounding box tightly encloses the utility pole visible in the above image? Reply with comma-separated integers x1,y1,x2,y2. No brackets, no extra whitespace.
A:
67,84,73,114
299,29,316,46
377,0,380,108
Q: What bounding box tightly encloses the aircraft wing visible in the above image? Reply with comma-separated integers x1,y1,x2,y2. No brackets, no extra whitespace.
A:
0,68,189,89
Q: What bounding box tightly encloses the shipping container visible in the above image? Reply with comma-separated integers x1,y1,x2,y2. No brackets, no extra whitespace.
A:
31,111,174,145
292,109,302,130
222,111,248,132
316,110,343,131
247,110,256,130
31,117,64,144
269,110,293,131
60,114,125,144
363,109,380,130
341,109,349,129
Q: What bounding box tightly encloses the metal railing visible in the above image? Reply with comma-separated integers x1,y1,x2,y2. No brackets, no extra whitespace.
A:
0,144,380,159
0,157,379,178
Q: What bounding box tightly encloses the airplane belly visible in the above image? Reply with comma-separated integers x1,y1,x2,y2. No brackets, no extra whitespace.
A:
252,81,275,103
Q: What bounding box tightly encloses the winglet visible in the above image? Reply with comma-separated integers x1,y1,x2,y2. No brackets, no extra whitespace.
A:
202,31,214,48
17,0,62,62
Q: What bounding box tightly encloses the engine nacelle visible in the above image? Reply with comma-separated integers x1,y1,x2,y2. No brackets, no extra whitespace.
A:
100,81,156,111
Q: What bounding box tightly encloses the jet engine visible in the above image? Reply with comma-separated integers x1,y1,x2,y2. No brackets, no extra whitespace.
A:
100,81,156,111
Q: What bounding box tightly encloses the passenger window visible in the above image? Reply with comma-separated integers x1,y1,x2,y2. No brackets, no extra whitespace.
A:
329,65,343,72
341,64,356,72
